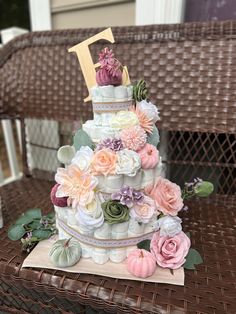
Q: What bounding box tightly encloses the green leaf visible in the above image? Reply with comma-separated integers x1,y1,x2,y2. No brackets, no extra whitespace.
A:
46,212,55,220
25,208,42,219
147,125,160,147
8,225,26,241
184,248,203,270
73,129,93,151
137,239,151,252
186,232,191,239
32,229,51,239
28,220,41,229
15,215,34,225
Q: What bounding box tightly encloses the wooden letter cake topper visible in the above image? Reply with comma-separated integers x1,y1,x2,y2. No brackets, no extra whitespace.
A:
68,28,130,102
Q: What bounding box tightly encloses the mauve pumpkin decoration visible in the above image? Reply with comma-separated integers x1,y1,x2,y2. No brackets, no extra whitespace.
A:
49,238,81,268
96,47,122,86
127,249,156,278
50,184,68,207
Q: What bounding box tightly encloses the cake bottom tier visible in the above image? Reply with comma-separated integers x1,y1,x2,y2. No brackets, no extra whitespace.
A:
55,206,157,264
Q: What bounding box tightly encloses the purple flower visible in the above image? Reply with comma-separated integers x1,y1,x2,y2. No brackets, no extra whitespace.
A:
96,138,124,152
111,186,144,208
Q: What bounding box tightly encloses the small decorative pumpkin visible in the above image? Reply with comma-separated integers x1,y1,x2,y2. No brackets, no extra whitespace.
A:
127,249,156,278
49,238,81,268
57,145,76,165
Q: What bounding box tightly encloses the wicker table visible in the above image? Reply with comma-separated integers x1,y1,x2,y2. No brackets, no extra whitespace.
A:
0,177,235,314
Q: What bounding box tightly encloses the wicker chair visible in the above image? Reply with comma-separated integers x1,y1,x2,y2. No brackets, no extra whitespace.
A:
0,21,235,314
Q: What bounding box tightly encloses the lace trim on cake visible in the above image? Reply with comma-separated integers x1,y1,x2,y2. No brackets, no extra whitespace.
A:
93,100,132,113
57,216,155,249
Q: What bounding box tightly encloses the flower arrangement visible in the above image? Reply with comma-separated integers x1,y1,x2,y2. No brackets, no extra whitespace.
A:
7,45,214,282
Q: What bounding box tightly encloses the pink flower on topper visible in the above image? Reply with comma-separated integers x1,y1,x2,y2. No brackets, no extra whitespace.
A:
55,164,98,208
96,47,122,86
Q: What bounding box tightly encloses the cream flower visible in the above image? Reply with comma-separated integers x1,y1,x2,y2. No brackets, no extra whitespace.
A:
129,195,157,223
71,146,94,171
55,164,98,207
110,111,139,129
116,149,141,176
75,194,104,230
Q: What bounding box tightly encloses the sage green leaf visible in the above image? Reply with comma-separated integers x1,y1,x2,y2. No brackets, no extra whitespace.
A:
15,215,34,225
73,129,93,151
186,232,191,239
25,208,42,219
46,212,55,220
147,125,160,147
194,181,214,197
8,225,26,241
32,229,51,239
184,248,203,270
137,239,151,252
28,220,41,229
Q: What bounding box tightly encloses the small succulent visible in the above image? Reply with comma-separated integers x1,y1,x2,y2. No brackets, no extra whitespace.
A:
133,80,149,102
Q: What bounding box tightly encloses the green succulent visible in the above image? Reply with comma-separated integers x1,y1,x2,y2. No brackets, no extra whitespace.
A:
133,80,149,102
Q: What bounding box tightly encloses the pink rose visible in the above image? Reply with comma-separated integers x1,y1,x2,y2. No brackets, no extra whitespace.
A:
150,231,191,269
91,148,117,176
145,176,183,216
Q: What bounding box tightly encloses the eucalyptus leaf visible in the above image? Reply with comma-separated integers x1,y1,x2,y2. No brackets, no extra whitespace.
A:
28,220,41,229
137,239,151,252
15,215,34,225
73,129,93,151
147,125,160,147
184,248,203,270
8,225,26,241
32,229,51,239
46,212,55,220
186,232,191,239
25,208,42,219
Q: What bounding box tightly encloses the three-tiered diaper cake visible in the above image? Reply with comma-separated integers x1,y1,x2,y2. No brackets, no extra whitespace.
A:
49,29,208,279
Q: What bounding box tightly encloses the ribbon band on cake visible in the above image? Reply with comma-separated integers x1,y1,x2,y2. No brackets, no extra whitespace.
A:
92,100,132,113
57,216,155,249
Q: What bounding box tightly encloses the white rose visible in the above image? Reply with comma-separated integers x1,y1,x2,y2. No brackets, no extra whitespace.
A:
75,194,104,230
110,111,139,129
116,149,141,176
137,100,160,123
71,146,94,171
155,216,182,237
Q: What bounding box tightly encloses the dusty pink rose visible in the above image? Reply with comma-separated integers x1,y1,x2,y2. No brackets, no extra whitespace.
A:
150,231,191,269
145,176,183,216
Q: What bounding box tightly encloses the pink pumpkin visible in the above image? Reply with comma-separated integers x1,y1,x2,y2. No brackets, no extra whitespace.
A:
127,249,156,278
137,143,159,169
